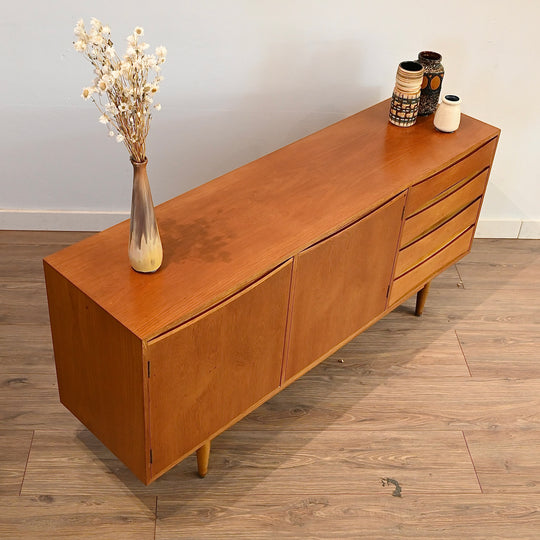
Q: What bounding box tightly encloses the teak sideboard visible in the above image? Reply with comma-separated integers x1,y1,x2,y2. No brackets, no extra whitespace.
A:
43,99,500,485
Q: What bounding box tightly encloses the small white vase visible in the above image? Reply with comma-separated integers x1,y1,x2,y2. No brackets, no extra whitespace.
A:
434,94,462,133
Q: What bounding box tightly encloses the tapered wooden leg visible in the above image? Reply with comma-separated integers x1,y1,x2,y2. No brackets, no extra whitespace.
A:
196,441,211,478
415,281,431,316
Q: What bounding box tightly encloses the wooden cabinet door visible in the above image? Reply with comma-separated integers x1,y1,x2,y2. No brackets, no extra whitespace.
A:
146,260,292,480
284,194,405,381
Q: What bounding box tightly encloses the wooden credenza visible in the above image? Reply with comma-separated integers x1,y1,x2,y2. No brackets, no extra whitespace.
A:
43,99,500,485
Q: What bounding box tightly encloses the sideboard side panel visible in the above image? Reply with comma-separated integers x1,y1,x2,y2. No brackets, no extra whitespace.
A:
147,260,293,479
284,193,406,381
43,262,148,483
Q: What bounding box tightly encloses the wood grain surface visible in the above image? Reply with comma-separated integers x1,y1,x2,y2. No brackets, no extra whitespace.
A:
404,136,497,216
390,227,475,305
0,495,156,539
43,101,500,339
284,194,405,380
0,430,34,496
401,169,489,247
3,232,539,537
44,264,148,482
155,494,540,539
147,261,292,481
395,200,481,277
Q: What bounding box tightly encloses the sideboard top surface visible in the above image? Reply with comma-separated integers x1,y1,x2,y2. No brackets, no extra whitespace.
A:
45,99,500,340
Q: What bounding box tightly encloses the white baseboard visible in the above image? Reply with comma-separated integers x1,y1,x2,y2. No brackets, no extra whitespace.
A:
1,210,539,239
475,219,540,239
0,209,129,232
519,220,540,239
474,219,522,239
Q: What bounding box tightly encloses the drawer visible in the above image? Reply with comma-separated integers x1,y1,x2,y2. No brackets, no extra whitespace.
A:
405,137,497,217
401,168,489,247
395,198,481,277
389,226,475,305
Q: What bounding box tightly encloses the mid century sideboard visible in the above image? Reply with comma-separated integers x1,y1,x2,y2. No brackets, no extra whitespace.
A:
43,99,500,484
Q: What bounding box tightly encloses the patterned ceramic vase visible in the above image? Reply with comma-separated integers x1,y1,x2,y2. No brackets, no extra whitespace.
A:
129,159,163,273
417,51,444,116
433,94,462,133
389,61,424,127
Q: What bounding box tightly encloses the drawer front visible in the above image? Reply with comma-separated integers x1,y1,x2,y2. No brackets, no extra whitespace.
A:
395,198,481,277
285,194,405,381
390,226,474,305
146,260,292,479
405,137,497,217
401,168,489,247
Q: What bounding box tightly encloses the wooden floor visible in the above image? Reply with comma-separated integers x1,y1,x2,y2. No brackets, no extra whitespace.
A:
1,232,539,539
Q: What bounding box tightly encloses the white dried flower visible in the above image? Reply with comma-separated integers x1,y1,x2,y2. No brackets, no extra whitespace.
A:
73,40,86,52
75,18,166,162
90,17,102,30
154,104,161,111
81,87,94,100
74,19,85,37
155,45,167,58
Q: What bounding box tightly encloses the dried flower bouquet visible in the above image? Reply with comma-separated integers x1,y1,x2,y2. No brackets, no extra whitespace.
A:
73,18,166,163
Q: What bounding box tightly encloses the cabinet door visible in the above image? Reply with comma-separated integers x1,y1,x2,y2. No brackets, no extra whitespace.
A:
284,194,405,381
146,260,292,480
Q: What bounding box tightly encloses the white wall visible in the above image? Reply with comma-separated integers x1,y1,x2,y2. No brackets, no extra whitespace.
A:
1,0,538,236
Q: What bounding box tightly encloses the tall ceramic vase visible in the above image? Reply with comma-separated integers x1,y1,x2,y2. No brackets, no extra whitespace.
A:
417,51,444,116
129,159,163,273
389,61,424,127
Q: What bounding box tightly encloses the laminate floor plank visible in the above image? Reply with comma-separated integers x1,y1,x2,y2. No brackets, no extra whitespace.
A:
457,238,540,291
0,324,55,374
464,430,540,493
21,429,479,497
0,372,81,430
0,231,93,245
379,287,540,332
0,430,34,496
327,326,470,378
155,493,540,539
234,375,540,432
0,495,156,539
0,282,50,326
457,329,540,377
0,244,72,282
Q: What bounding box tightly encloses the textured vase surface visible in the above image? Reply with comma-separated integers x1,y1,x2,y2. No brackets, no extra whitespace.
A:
129,159,163,273
418,51,444,116
389,61,424,127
